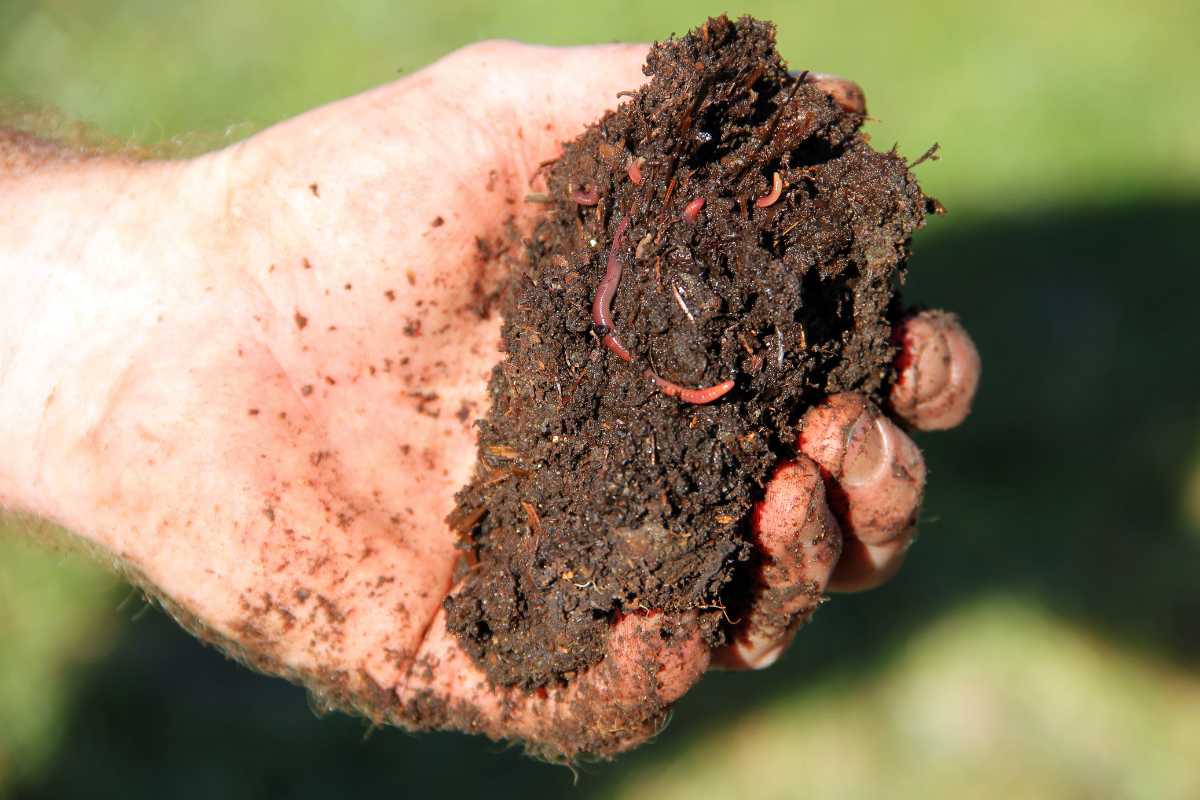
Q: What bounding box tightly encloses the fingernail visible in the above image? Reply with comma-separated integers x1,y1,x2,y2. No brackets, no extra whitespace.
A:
842,412,885,485
749,641,786,670
735,633,794,670
891,311,981,431
803,72,867,114
910,328,952,406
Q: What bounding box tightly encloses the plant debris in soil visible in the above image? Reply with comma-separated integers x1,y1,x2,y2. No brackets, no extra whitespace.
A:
445,15,937,689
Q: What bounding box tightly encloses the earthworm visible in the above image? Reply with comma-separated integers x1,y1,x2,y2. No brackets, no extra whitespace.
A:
755,171,783,208
627,156,645,185
645,370,736,404
592,216,633,361
571,186,599,205
682,196,705,222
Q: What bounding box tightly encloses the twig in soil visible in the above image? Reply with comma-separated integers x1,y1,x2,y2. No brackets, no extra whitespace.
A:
732,76,805,183
592,216,633,361
520,500,542,536
672,283,696,322
755,171,784,208
910,142,941,168
681,196,705,222
775,324,785,368
644,370,735,404
738,332,757,356
699,600,741,625
485,444,520,460
447,505,487,534
742,64,765,91
660,175,678,220
679,70,714,138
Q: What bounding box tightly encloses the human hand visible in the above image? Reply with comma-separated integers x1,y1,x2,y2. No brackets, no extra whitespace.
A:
0,42,978,759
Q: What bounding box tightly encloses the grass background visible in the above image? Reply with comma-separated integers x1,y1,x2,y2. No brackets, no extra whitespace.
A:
2,1,1199,796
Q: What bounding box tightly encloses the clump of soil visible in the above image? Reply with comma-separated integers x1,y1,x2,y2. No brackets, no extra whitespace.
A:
446,15,933,688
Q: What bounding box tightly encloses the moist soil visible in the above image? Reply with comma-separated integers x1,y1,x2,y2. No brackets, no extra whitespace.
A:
446,15,934,688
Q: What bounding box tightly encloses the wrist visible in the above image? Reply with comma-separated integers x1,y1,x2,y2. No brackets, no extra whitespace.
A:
0,152,233,520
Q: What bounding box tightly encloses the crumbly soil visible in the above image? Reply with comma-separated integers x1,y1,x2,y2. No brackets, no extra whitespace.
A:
446,15,933,688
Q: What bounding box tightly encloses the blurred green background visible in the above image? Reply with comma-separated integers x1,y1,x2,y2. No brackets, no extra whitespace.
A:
2,0,1199,797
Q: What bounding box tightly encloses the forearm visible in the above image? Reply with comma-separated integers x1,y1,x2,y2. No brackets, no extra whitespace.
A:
0,137,224,522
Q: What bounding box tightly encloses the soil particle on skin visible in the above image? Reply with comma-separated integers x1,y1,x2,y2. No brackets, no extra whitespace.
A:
446,15,934,689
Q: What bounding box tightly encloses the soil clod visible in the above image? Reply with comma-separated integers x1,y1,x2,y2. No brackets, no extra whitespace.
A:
446,15,931,689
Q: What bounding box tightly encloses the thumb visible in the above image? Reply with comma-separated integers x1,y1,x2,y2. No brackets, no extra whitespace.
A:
420,41,651,222
452,40,650,166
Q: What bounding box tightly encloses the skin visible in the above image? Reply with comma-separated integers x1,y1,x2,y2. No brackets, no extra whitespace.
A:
0,42,979,758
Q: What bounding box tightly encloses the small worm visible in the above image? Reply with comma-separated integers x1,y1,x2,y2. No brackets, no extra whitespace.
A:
571,187,599,205
755,171,783,208
645,370,735,404
682,196,705,222
592,216,633,361
627,156,645,186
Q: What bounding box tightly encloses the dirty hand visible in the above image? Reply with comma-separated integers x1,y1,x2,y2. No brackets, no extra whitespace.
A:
0,42,979,758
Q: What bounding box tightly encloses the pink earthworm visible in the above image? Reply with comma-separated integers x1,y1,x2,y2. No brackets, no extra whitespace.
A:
681,196,705,222
571,186,599,206
645,370,735,404
592,216,633,361
755,172,783,208
626,156,645,185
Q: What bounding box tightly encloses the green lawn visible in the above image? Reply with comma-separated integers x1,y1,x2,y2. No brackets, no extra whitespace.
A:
2,1,1198,797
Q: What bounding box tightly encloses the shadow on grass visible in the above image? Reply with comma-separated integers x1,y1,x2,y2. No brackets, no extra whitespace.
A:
12,196,1200,800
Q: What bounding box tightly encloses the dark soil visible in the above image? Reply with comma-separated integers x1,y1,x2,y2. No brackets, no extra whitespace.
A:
446,15,933,688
